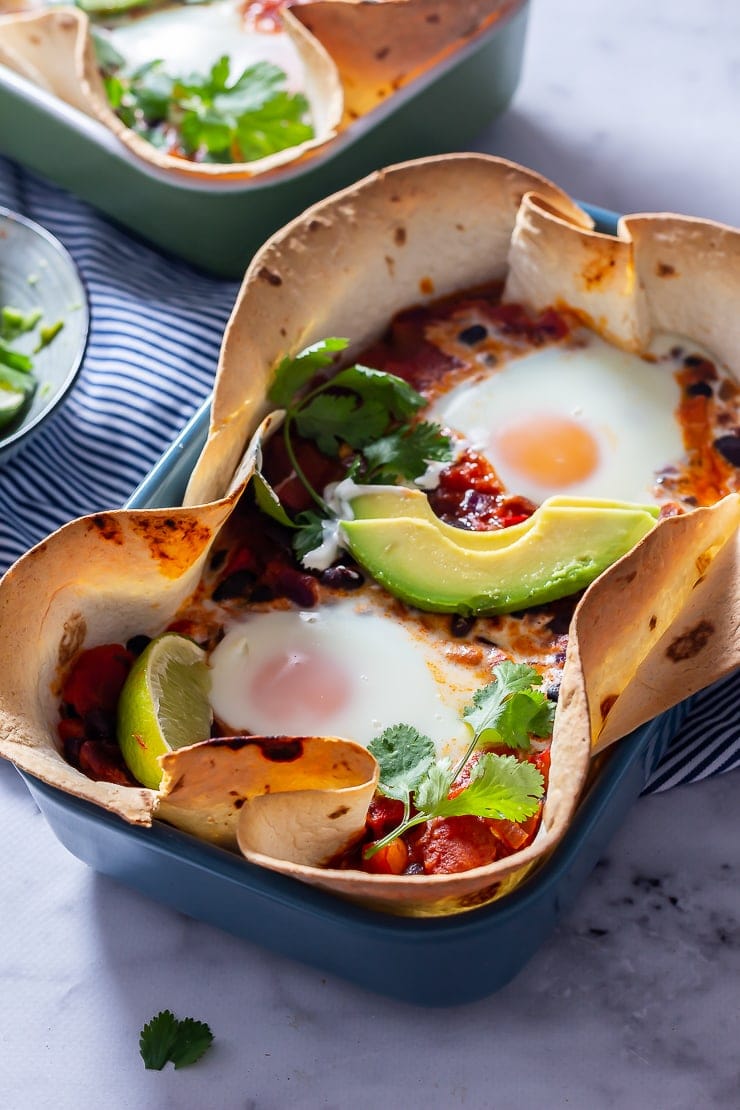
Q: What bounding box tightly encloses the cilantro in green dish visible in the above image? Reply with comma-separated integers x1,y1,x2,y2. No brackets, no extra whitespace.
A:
139,1009,214,1070
364,663,552,858
96,37,315,164
259,337,454,560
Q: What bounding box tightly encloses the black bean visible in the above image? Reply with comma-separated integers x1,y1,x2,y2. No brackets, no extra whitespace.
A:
83,707,113,740
404,862,425,876
209,548,227,571
457,324,487,345
714,434,740,467
62,732,85,766
250,584,275,603
546,682,561,703
686,380,713,398
212,569,257,602
126,634,151,657
450,614,475,637
320,565,365,590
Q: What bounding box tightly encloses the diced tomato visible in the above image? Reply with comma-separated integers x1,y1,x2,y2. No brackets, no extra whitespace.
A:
487,817,535,852
438,450,503,495
413,815,499,874
365,795,406,840
78,740,136,787
61,644,134,718
363,838,409,875
529,747,551,785
430,450,537,531
223,544,259,577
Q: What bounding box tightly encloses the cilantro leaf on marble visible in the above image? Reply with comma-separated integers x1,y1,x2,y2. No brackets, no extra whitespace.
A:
139,1010,214,1071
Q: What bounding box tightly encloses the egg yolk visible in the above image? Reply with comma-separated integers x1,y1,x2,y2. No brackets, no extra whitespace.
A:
249,649,349,724
495,415,600,488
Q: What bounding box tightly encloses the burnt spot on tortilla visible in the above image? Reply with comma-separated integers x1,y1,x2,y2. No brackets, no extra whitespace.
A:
257,267,282,287
666,620,715,662
394,226,407,246
656,261,677,277
130,515,215,577
581,247,617,290
375,45,390,60
419,276,435,296
90,514,124,544
426,12,441,23
649,615,658,630
233,797,246,810
210,736,304,762
600,694,618,722
328,806,350,820
456,882,502,909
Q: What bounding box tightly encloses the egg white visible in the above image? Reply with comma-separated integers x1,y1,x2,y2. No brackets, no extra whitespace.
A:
208,597,488,759
428,329,686,504
110,0,306,92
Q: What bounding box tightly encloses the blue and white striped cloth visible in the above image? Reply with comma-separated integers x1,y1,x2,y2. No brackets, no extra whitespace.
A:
0,156,737,794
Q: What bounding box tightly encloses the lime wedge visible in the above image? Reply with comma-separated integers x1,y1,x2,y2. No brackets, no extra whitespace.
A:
117,633,212,789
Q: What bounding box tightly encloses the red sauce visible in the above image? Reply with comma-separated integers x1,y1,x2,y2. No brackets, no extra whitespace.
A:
240,0,311,32
671,360,735,505
429,448,537,531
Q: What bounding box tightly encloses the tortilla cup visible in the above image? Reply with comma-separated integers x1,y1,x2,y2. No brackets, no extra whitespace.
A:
0,153,737,916
0,0,512,180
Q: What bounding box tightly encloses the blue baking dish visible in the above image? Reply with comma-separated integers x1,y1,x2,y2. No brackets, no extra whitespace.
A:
16,202,700,1004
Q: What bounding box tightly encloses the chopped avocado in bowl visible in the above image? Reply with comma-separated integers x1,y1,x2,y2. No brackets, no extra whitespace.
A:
0,207,89,462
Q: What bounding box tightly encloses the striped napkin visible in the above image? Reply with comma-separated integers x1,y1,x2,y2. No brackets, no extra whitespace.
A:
0,156,736,793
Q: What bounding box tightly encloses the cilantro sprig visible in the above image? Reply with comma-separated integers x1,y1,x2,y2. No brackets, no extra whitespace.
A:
263,338,453,559
364,663,554,859
139,1010,214,1070
98,44,314,164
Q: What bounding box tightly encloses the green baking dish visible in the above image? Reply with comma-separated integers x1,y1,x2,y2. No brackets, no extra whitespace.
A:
0,1,529,277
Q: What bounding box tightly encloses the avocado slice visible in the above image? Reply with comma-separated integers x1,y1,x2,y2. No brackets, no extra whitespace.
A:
348,486,658,551
340,502,658,616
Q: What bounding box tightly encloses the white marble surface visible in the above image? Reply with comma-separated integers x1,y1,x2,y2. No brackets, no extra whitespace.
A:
2,1,740,1106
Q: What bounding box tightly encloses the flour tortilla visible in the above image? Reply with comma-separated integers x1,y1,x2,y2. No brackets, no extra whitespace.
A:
185,154,592,505
293,0,515,122
0,153,737,916
158,734,378,855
